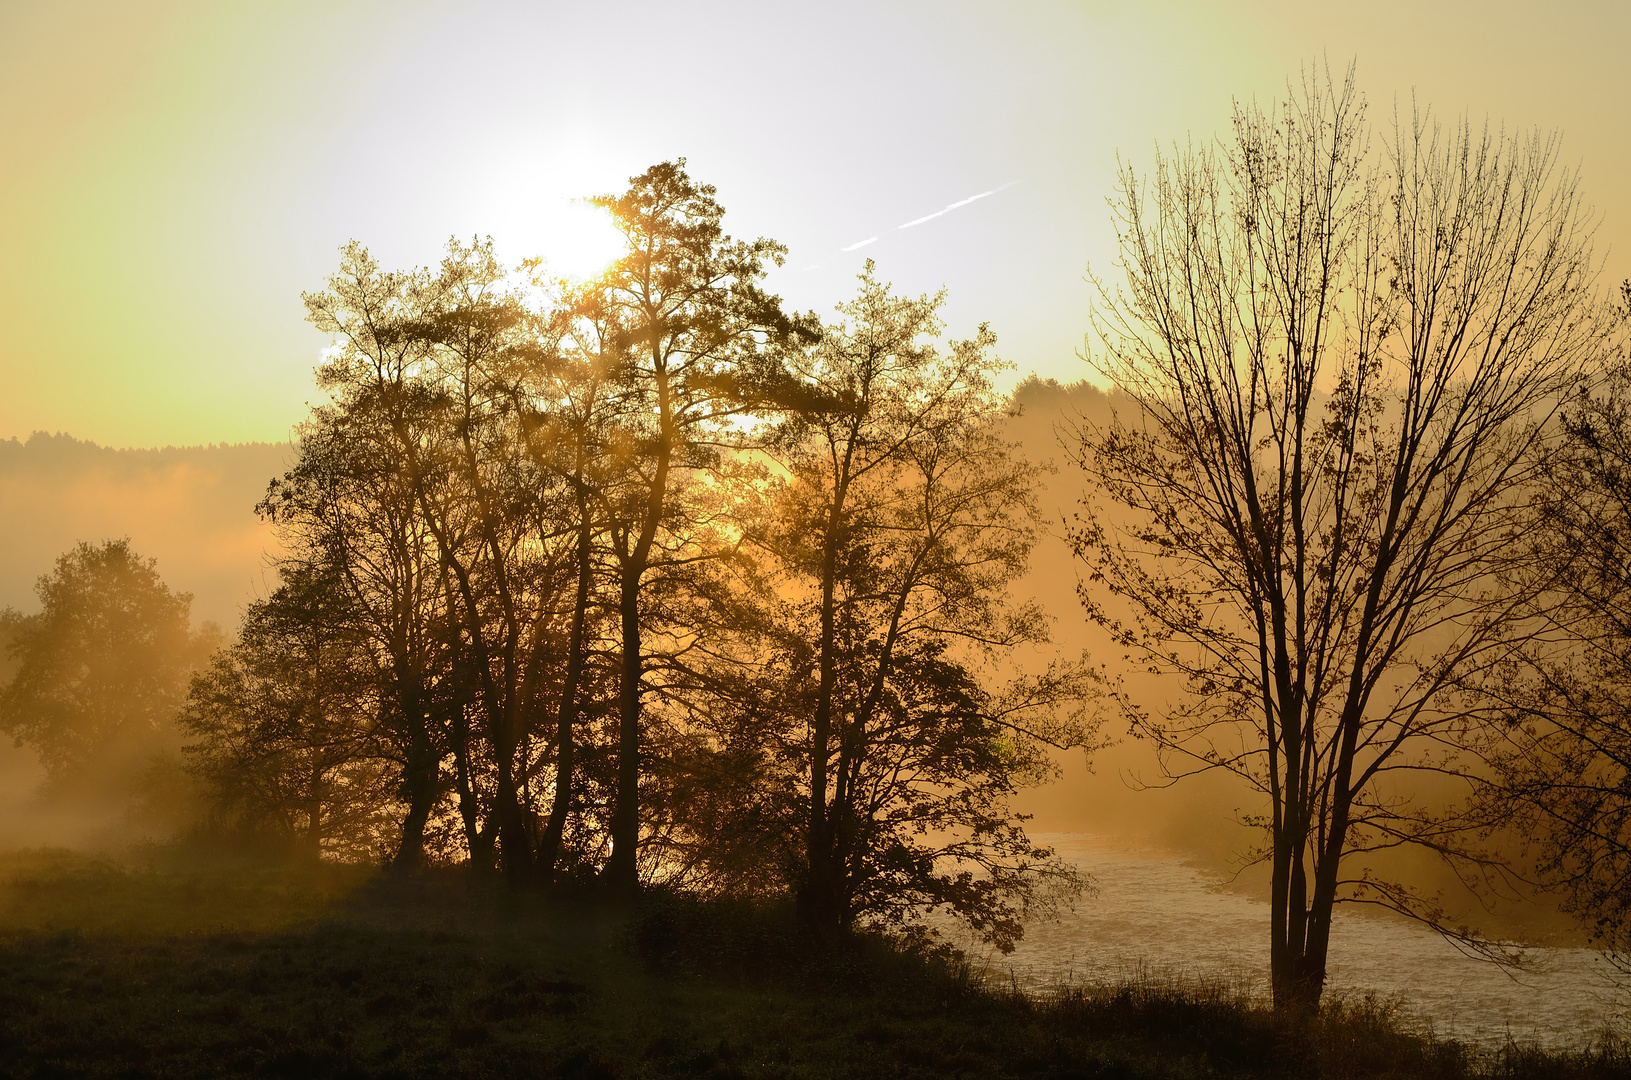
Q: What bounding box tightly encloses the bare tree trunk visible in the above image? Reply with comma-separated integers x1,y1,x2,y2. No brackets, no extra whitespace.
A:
393,679,437,872
541,486,593,880
800,493,845,934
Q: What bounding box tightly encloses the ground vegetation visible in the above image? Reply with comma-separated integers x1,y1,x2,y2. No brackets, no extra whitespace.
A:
0,850,1622,1080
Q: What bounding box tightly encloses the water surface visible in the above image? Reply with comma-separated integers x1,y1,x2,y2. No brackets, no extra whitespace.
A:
983,833,1619,1049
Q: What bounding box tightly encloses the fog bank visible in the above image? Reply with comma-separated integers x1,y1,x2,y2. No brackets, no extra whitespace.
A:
0,433,289,628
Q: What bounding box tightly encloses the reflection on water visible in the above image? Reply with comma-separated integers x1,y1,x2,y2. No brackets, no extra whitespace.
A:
979,833,1620,1049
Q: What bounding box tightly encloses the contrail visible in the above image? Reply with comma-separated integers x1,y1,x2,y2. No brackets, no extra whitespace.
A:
803,181,1022,271
897,180,1020,230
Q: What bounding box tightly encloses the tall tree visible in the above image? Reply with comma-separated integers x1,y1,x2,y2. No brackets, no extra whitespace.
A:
776,265,1098,945
286,237,636,879
1068,67,1617,1011
582,160,813,891
276,243,456,869
408,238,574,883
512,272,625,882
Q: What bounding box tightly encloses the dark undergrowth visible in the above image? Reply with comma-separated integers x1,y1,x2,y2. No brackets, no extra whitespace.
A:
0,847,1624,1079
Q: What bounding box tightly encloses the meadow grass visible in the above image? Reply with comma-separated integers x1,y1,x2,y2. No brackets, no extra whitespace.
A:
0,847,1625,1079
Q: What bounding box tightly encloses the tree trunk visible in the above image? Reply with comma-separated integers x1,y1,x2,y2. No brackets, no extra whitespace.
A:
491,726,532,883
541,489,592,880
603,573,643,892
800,491,846,935
441,549,533,885
306,764,324,858
393,693,437,872
602,358,671,895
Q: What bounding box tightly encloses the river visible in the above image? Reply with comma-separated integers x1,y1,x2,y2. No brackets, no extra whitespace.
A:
974,833,1621,1050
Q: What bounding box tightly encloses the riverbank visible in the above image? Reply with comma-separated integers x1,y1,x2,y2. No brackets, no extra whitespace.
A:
0,849,1623,1079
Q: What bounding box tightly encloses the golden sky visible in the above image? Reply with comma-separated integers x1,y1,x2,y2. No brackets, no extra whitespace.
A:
3,0,1627,447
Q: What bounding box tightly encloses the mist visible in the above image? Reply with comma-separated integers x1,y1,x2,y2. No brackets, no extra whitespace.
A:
0,433,289,626
0,390,1575,941
0,433,288,851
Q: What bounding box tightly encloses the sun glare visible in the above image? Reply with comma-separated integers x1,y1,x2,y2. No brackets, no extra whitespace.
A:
538,200,625,282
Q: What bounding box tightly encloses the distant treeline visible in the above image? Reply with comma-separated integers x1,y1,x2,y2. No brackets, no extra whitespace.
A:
0,432,287,626
0,432,286,468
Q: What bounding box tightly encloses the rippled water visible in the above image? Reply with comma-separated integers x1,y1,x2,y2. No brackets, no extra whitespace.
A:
975,833,1621,1049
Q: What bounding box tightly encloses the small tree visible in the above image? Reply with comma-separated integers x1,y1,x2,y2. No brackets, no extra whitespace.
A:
180,564,397,860
0,540,211,788
1068,67,1617,1011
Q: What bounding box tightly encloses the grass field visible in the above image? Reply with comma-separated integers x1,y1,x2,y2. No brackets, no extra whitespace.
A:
0,847,1624,1079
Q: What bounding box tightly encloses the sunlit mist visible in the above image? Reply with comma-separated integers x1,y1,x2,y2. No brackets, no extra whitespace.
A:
3,3,1630,1075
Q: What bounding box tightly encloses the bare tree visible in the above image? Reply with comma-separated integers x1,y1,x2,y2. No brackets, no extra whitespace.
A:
1067,66,1616,1011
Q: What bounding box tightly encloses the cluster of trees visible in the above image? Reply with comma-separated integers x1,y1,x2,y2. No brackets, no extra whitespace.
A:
1069,65,1628,1012
172,162,1096,946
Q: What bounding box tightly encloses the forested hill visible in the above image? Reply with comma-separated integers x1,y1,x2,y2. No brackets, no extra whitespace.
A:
0,433,290,628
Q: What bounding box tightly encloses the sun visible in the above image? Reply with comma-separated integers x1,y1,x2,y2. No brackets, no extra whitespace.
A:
535,199,625,282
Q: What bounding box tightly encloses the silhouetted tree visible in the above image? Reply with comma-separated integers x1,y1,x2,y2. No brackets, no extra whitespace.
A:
1475,279,1631,966
273,246,458,869
180,563,395,859
580,160,815,891
1068,67,1618,1011
516,277,623,882
775,264,1098,947
405,238,577,883
252,165,1089,924
0,540,213,789
285,237,634,879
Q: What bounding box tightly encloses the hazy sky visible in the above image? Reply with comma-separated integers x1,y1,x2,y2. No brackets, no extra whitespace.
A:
3,0,1627,447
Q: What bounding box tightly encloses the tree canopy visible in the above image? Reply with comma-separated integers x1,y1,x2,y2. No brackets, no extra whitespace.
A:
195,163,1092,953
1,539,214,787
